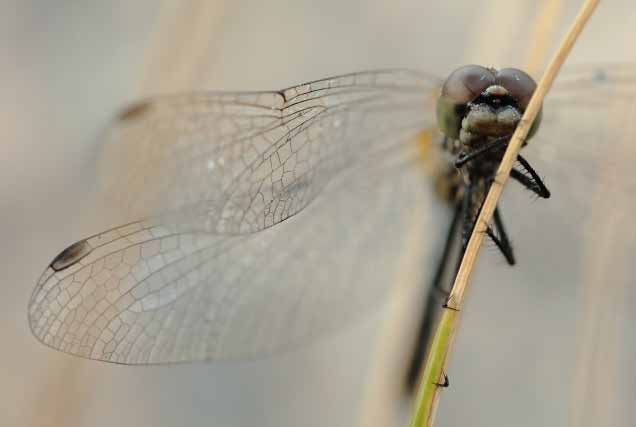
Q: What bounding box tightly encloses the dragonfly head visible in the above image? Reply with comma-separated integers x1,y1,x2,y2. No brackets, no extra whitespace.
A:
436,65,543,145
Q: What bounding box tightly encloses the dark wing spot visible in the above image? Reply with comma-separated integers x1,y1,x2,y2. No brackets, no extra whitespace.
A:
50,239,92,271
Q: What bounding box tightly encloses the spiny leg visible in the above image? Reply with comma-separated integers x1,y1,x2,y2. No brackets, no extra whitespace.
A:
486,207,516,265
457,180,515,266
431,203,463,296
510,169,542,196
512,154,551,198
444,181,478,302
460,181,477,251
405,202,463,392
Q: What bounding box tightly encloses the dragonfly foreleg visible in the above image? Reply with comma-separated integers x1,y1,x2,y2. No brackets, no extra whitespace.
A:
454,136,510,168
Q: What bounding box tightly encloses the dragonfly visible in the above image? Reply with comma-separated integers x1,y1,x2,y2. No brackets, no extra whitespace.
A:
27,63,636,372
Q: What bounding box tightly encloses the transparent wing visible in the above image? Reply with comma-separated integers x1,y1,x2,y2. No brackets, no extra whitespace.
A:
100,69,441,234
29,70,443,363
511,62,636,318
500,64,636,413
533,62,636,196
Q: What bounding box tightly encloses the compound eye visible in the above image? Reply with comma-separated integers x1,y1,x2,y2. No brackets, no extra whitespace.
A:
437,65,496,139
496,68,537,110
440,65,497,105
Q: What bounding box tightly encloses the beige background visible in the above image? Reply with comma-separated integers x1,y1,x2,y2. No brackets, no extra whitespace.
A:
2,1,636,426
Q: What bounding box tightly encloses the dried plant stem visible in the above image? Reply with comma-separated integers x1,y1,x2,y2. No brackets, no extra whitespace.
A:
409,1,599,426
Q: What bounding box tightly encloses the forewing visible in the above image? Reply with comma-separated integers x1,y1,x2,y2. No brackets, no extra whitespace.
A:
100,70,440,233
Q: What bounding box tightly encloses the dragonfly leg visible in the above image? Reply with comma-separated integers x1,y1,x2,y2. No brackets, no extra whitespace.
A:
460,182,477,250
441,183,478,310
433,371,450,388
454,136,509,168
405,201,463,392
433,203,463,296
511,154,551,198
486,206,516,265
442,301,460,312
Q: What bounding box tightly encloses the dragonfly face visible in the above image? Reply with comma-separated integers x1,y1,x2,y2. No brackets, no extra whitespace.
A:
437,65,542,150
27,64,633,366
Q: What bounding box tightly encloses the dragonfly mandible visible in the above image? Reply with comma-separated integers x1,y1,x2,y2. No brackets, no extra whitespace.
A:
27,63,636,366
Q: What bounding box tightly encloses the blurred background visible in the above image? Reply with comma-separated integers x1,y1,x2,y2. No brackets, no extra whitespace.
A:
2,0,636,426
